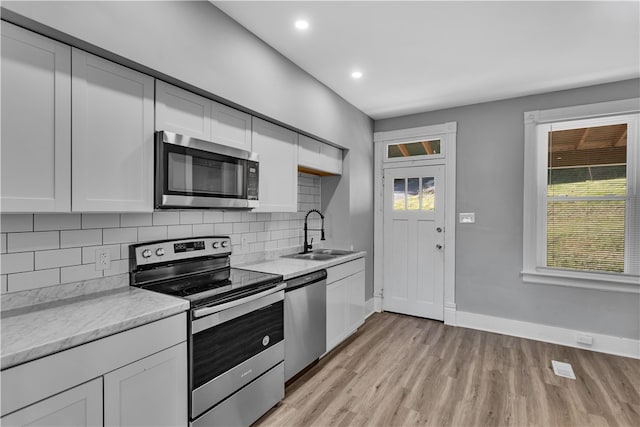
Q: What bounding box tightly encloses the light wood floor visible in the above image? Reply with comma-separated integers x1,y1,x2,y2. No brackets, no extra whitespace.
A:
256,312,640,427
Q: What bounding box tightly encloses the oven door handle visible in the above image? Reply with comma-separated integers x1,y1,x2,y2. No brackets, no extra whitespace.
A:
192,282,287,318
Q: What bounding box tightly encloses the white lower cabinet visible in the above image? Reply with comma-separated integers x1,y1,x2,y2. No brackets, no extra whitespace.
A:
325,258,365,353
1,378,103,427
1,314,187,427
104,343,187,427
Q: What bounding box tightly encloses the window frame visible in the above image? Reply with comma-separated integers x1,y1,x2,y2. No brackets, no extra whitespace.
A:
522,98,640,293
384,138,445,163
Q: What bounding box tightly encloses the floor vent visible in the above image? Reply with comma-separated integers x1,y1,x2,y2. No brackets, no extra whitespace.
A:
551,360,576,379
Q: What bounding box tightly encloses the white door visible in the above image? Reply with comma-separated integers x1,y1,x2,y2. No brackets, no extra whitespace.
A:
383,165,445,320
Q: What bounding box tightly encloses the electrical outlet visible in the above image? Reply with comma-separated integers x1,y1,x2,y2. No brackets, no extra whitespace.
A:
576,333,593,346
95,249,111,271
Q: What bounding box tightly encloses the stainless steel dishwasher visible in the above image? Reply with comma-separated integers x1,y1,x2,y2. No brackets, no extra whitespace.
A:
284,269,327,382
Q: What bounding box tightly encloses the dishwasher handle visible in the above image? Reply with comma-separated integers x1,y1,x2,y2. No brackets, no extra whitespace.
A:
286,269,327,292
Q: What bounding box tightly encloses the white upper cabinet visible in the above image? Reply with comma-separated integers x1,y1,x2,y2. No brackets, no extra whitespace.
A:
211,101,252,152
1,22,71,212
155,80,211,140
298,134,342,176
156,81,252,151
72,48,154,212
252,118,298,212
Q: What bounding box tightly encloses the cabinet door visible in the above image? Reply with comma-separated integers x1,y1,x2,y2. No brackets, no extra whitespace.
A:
346,270,365,334
297,134,321,170
326,278,347,353
1,22,71,212
298,134,342,176
104,342,187,427
251,118,298,212
72,49,154,212
211,101,252,151
155,80,211,139
1,377,102,427
320,143,343,175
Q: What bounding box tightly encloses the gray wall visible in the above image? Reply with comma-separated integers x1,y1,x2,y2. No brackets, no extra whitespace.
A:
376,79,640,339
1,1,375,298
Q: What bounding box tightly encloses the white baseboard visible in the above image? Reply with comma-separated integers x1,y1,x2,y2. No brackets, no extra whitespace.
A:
444,302,457,326
364,298,375,320
456,310,640,359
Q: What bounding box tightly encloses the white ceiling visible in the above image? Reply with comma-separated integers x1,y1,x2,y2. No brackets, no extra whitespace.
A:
213,1,640,120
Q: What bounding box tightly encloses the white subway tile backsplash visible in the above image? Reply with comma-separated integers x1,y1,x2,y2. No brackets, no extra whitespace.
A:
193,224,214,236
256,231,271,242
82,245,121,264
34,214,81,231
82,213,120,229
103,228,138,245
1,214,33,233
120,244,131,260
203,211,224,223
120,213,153,227
60,229,102,248
264,240,278,251
138,226,168,242
180,211,203,224
241,212,256,222
233,222,250,233
60,264,102,283
35,248,82,269
8,231,59,253
223,211,242,223
103,259,128,277
167,225,193,239
249,242,265,253
250,222,265,233
1,252,34,274
8,268,60,292
1,234,6,254
256,213,271,221
1,275,7,293
214,223,233,235
152,211,179,225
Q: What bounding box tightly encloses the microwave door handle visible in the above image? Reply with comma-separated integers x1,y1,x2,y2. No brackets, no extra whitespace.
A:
192,282,286,318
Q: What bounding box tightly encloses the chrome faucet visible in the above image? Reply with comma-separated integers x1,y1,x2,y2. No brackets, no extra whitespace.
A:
303,209,325,253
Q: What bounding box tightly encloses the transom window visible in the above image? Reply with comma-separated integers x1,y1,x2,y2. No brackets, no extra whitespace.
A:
386,139,442,160
523,99,640,291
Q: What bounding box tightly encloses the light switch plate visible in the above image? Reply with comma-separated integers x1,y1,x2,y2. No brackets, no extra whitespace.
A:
459,213,475,223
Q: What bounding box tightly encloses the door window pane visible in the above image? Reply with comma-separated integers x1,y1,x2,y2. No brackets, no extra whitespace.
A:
407,178,420,210
393,179,406,210
388,139,441,159
422,177,435,211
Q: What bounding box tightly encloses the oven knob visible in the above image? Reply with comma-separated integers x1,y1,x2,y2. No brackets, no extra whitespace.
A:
142,249,152,258
156,248,165,257
221,241,229,248
212,241,220,249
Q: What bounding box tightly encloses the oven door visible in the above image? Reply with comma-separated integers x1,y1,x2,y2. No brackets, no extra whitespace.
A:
155,131,259,209
190,285,285,420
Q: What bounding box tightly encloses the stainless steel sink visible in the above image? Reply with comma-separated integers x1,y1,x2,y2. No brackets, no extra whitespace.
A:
283,253,336,261
311,249,357,256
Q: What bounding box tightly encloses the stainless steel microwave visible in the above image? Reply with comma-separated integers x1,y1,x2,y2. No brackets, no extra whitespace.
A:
155,131,259,209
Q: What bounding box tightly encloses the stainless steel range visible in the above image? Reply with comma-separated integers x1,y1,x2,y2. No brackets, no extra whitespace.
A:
129,236,285,427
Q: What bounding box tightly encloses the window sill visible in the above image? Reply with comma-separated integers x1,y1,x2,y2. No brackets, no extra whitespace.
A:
522,268,640,294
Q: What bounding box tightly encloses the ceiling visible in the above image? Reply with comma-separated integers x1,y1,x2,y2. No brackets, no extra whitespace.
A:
213,1,639,120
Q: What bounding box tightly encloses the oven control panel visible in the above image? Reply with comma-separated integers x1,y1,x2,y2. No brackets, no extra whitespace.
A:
132,236,232,266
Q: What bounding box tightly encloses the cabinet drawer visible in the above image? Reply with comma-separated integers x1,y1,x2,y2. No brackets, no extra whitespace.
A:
326,258,365,284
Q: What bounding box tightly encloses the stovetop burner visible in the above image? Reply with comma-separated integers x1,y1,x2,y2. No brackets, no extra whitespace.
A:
129,236,283,311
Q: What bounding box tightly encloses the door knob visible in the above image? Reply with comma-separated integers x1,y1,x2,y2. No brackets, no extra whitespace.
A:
436,244,443,250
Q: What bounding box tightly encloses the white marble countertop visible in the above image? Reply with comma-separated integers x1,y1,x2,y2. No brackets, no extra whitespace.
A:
240,251,366,280
1,287,189,370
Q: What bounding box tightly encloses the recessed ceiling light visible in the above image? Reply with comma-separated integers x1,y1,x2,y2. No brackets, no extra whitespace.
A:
351,71,363,79
295,20,309,30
